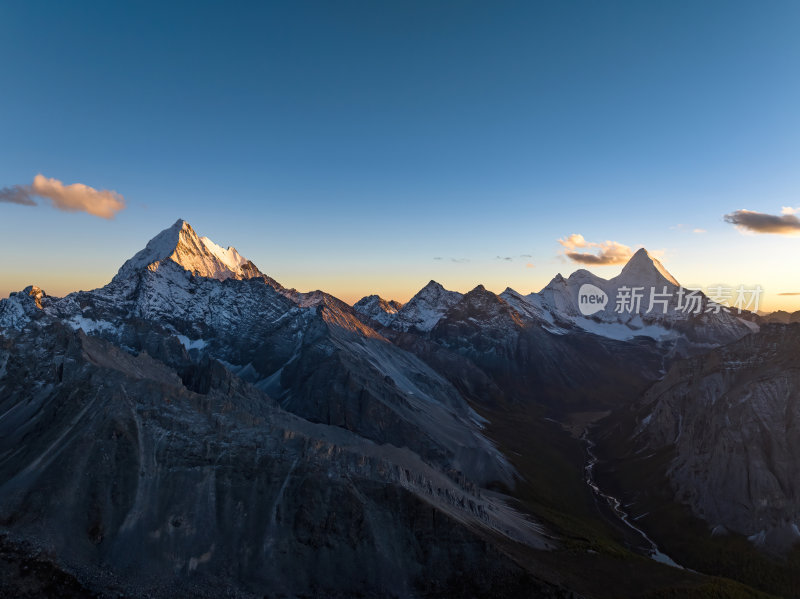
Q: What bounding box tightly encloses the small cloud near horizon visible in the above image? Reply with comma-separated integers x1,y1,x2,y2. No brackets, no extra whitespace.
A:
0,174,125,219
778,292,800,296
557,233,633,265
672,224,707,234
525,262,534,269
434,256,469,263
724,207,800,235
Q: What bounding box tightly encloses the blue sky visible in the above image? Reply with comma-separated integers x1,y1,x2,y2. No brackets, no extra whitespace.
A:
1,1,799,308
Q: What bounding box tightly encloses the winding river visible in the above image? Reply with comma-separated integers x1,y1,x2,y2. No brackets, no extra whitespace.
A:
582,431,684,569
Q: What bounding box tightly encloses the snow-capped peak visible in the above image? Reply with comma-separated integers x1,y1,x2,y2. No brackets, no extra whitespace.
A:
613,248,679,288
389,281,463,332
352,295,403,327
114,219,263,282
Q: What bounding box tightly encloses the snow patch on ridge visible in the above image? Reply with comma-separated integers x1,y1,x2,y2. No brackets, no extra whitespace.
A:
199,236,249,271
572,317,675,341
175,334,208,351
67,316,116,334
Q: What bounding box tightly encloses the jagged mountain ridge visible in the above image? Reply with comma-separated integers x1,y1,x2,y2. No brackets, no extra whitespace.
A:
0,218,789,596
418,283,666,411
760,309,800,324
354,248,755,349
506,249,755,347
7,221,510,487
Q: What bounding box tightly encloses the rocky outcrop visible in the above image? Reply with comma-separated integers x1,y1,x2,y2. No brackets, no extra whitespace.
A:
353,294,402,327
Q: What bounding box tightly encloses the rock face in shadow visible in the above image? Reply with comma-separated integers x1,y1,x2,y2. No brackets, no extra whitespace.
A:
633,324,800,551
0,323,561,598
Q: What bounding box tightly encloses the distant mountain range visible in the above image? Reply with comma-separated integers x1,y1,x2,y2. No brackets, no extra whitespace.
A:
1,219,797,598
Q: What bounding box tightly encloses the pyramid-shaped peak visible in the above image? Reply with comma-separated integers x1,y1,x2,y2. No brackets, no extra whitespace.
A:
463,284,503,303
627,247,656,264
423,280,445,291
411,280,458,301
617,248,679,286
114,220,262,282
165,218,195,236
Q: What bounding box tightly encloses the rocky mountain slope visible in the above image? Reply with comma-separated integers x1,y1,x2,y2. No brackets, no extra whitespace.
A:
0,220,560,597
0,318,553,597
353,252,755,413
630,323,800,551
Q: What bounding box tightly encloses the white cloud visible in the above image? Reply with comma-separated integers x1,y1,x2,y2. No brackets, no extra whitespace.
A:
0,174,125,219
557,234,633,265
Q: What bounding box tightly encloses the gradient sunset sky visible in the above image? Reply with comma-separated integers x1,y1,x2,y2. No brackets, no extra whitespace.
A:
1,1,799,310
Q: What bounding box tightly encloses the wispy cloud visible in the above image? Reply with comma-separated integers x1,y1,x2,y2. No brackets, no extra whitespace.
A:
0,174,125,219
557,233,633,265
724,208,800,235
778,292,800,296
435,256,470,263
525,262,534,269
671,223,707,234
0,185,37,206
495,255,513,261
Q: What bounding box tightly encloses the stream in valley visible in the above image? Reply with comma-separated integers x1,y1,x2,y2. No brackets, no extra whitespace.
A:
581,431,684,569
